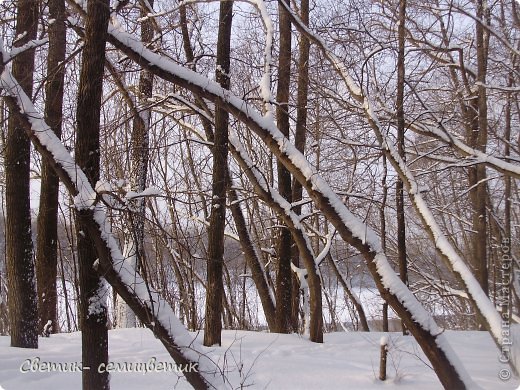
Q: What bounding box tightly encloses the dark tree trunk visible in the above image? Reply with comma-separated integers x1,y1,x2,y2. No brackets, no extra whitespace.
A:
129,0,154,276
275,0,293,334
292,0,310,212
504,70,517,316
380,155,389,333
6,0,39,349
396,0,408,336
203,0,233,347
469,0,490,330
74,0,111,388
291,0,310,334
290,0,323,342
36,0,66,336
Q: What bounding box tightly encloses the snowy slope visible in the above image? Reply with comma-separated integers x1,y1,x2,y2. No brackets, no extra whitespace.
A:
0,328,518,389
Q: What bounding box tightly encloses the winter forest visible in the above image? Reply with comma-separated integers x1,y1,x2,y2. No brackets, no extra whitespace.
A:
0,0,519,389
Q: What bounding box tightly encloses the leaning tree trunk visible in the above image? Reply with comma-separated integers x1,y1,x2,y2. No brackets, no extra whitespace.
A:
203,0,233,347
227,184,277,330
327,254,369,332
74,1,111,388
36,0,66,336
5,0,39,349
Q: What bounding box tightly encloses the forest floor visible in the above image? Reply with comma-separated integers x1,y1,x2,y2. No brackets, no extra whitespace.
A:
0,328,518,389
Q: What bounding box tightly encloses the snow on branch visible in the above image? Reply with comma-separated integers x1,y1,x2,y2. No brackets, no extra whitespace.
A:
315,229,335,267
179,0,275,116
2,38,49,63
409,120,520,180
245,0,275,117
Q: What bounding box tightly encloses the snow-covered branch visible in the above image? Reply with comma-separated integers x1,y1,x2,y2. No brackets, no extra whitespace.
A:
408,120,520,180
2,38,48,63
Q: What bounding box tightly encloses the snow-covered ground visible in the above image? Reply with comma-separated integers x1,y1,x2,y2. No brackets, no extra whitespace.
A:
0,328,518,389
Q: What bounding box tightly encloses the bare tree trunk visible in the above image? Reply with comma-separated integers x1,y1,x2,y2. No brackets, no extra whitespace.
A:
504,70,515,319
291,0,312,335
275,0,294,334
396,0,408,336
469,0,490,330
203,0,233,347
36,0,66,336
381,155,389,333
6,0,39,349
75,1,111,388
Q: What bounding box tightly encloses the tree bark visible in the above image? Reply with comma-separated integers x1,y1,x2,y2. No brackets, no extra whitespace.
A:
6,0,39,349
36,0,66,336
469,0,490,330
396,0,408,336
75,0,111,388
275,0,294,334
291,0,311,334
178,2,277,332
203,0,233,347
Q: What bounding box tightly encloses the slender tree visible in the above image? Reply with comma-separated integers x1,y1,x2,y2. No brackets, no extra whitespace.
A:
396,0,408,335
469,0,490,329
291,0,323,342
36,0,67,335
75,0,111,387
6,0,39,349
381,154,389,333
291,0,309,333
203,0,233,347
